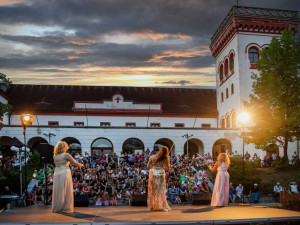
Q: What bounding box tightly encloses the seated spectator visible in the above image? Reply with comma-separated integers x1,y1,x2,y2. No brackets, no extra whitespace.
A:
244,151,250,160
111,194,117,206
179,184,187,202
2,185,14,195
235,184,244,202
36,169,45,187
23,190,35,206
88,189,97,205
290,181,299,193
126,188,133,205
229,182,236,203
103,192,110,206
273,182,282,202
201,181,209,193
95,194,102,206
46,186,52,203
169,186,177,203
35,186,44,203
174,195,181,204
250,183,260,203
292,151,299,166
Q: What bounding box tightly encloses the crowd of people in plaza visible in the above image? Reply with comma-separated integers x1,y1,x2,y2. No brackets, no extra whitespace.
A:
0,147,299,208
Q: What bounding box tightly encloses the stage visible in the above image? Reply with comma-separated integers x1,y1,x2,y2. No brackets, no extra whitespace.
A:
1,204,300,225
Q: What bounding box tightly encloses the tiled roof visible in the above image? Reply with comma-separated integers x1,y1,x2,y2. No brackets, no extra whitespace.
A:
6,84,217,116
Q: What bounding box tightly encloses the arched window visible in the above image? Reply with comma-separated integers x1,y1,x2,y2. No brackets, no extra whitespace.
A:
231,111,236,128
221,118,225,128
249,47,259,63
221,92,224,102
226,114,230,128
226,88,229,99
219,64,224,81
229,53,234,71
224,59,229,76
231,83,234,95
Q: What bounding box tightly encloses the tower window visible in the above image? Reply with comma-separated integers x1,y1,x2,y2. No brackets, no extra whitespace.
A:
229,53,234,71
249,47,259,63
226,114,230,128
231,111,236,128
219,64,224,81
226,88,229,99
221,92,224,102
225,58,229,76
221,118,225,128
231,83,234,95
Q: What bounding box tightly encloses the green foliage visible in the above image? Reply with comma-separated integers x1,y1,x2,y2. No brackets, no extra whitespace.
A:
0,165,40,194
245,29,300,162
228,156,261,193
28,150,40,167
0,73,12,90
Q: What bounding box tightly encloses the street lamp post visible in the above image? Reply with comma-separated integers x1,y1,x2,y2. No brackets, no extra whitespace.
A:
21,114,34,192
182,134,193,159
43,131,56,145
237,111,250,197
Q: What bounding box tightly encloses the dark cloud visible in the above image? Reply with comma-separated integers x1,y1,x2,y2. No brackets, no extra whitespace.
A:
162,80,192,86
0,0,299,85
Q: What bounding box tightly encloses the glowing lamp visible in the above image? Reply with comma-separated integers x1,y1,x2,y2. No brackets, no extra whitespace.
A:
21,114,34,126
237,112,250,124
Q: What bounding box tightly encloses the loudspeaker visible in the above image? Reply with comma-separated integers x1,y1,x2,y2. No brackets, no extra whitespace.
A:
131,194,147,206
74,194,89,207
191,193,211,205
40,143,54,164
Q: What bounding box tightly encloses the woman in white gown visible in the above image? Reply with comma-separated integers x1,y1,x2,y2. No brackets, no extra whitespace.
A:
52,141,83,213
207,150,230,207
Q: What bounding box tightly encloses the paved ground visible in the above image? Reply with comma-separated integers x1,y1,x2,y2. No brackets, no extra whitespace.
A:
0,204,300,224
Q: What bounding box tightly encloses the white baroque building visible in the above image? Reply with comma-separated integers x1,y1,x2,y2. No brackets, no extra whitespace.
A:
0,6,299,160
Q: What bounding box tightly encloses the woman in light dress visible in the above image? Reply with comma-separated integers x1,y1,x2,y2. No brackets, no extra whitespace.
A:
147,146,171,212
207,150,230,207
52,141,83,213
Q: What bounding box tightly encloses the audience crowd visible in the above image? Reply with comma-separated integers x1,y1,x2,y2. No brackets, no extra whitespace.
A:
1,148,299,208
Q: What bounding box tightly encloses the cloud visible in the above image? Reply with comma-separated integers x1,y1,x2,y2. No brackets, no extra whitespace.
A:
162,80,192,86
0,0,299,86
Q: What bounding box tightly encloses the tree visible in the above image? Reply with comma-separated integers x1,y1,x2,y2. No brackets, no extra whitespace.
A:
245,29,300,163
0,73,12,129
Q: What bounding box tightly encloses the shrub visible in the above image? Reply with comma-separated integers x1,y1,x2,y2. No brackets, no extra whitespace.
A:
281,192,300,211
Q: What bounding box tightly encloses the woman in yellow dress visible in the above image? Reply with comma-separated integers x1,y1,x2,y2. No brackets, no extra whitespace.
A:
147,146,171,211
52,141,83,213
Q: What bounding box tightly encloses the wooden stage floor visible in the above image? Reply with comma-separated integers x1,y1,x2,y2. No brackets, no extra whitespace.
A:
0,204,300,224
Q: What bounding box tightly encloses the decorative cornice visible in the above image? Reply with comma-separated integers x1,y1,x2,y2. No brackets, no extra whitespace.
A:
210,6,299,58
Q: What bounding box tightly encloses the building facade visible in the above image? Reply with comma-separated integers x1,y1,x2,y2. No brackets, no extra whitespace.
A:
0,6,299,160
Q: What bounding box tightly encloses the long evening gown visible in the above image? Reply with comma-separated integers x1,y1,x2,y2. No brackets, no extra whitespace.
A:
52,152,80,213
211,162,229,206
147,154,171,211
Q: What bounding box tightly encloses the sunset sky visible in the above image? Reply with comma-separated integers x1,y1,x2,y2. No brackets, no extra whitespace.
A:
0,0,299,87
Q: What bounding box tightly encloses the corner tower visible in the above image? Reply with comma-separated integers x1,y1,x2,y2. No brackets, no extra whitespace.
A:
210,6,299,128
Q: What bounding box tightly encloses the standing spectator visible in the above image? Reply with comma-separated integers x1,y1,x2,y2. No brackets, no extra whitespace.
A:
273,182,282,202
250,183,260,203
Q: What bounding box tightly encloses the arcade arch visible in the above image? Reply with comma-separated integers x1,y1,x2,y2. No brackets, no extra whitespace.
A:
91,138,113,155
154,138,174,155
61,137,81,153
122,138,144,154
184,138,204,158
212,138,232,161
